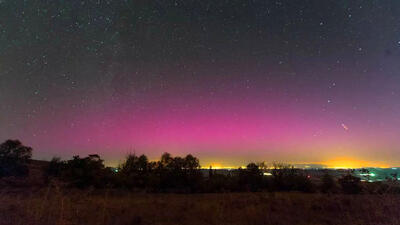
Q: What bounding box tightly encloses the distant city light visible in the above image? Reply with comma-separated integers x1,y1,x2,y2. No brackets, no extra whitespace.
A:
359,173,376,177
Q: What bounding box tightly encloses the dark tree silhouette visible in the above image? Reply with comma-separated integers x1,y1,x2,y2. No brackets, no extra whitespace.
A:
238,163,264,191
119,154,150,188
116,152,203,192
184,154,200,170
158,153,202,192
62,155,108,188
183,154,202,192
271,162,296,191
271,162,314,192
0,139,32,177
161,152,173,167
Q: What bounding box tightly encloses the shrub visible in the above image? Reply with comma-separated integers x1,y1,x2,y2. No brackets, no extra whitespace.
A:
338,173,362,194
320,172,337,193
271,162,314,192
236,163,265,192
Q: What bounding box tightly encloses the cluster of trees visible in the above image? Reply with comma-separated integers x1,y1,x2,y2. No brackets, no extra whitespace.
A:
0,139,384,194
45,152,203,191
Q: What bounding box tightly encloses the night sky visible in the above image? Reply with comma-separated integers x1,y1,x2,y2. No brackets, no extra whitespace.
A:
1,0,400,168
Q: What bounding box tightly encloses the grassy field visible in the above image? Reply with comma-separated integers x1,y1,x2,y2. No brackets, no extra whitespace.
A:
1,188,400,225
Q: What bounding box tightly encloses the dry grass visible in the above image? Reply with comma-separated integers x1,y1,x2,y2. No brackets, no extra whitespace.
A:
1,188,400,225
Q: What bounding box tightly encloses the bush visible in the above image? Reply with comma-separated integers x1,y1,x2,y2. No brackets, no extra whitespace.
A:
118,154,150,188
294,174,315,193
204,172,232,192
45,157,66,178
338,174,362,194
320,172,337,193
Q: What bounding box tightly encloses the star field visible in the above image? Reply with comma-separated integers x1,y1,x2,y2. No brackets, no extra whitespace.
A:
1,0,400,167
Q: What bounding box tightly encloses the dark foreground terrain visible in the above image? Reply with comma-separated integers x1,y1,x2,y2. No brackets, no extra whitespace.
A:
1,189,400,225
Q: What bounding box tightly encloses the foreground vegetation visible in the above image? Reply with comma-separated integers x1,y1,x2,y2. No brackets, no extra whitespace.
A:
2,139,400,225
4,139,397,194
1,189,400,225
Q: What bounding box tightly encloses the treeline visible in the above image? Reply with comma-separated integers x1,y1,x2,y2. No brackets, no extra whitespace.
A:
45,153,204,192
1,139,398,194
45,154,317,192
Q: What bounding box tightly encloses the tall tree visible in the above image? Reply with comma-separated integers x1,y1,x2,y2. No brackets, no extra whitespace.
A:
0,139,32,177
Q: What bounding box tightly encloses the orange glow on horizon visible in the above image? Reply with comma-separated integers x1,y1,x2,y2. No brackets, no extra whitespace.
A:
202,163,244,169
321,157,390,169
199,157,392,170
